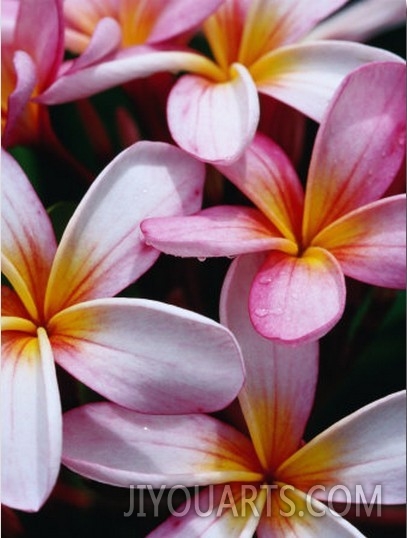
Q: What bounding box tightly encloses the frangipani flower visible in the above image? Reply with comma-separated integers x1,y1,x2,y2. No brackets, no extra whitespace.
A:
141,62,407,343
40,0,403,163
61,255,406,536
1,142,245,511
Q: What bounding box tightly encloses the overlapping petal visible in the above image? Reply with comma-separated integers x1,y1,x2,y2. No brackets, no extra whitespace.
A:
220,252,319,470
148,484,266,537
251,41,403,123
303,62,406,242
238,0,348,64
313,195,406,288
49,298,245,413
1,329,62,511
215,132,304,241
14,0,64,86
44,141,205,318
167,63,259,163
39,48,224,104
141,206,296,257
257,486,365,537
277,391,406,505
63,403,262,487
249,248,346,343
2,150,57,322
305,0,406,42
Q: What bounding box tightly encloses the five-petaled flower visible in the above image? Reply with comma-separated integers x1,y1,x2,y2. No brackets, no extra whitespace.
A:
141,62,406,342
1,142,245,511
38,0,403,163
61,257,406,536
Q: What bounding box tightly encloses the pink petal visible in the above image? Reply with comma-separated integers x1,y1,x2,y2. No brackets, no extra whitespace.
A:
303,62,406,242
148,484,266,537
63,18,122,74
2,51,37,147
1,150,57,322
62,403,262,487
249,248,346,343
215,132,304,241
251,41,403,123
14,0,63,87
313,195,406,289
146,0,225,44
220,252,319,470
277,391,406,506
167,63,260,163
257,486,365,537
2,329,62,511
238,0,348,64
44,141,204,318
305,0,406,42
141,206,296,257
38,48,223,104
49,298,245,413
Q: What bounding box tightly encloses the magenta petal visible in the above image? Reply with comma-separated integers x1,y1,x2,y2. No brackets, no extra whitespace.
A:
303,62,406,240
141,205,296,257
3,51,37,147
167,63,260,163
249,248,346,343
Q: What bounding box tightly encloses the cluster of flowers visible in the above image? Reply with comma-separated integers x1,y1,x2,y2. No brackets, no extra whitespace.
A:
2,0,406,535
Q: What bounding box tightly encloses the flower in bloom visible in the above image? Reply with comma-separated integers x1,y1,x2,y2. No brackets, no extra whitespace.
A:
141,62,407,343
40,0,403,163
1,142,245,511
61,256,406,536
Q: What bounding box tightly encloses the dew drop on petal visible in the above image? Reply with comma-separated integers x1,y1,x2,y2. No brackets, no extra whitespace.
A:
197,257,206,262
254,308,270,318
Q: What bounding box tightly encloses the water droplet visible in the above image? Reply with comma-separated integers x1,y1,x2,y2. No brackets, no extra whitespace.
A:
197,257,206,262
259,275,272,285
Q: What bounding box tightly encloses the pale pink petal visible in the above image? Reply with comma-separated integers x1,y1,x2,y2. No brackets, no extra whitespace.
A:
238,0,348,64
1,0,19,44
44,141,204,318
2,329,62,511
38,48,223,104
1,150,57,322
63,18,122,74
146,0,225,44
277,391,406,505
305,0,406,42
62,403,262,487
220,252,319,470
249,248,346,343
141,206,296,257
251,41,403,123
303,62,406,242
148,484,266,537
215,132,304,241
49,298,244,413
257,486,365,537
313,195,406,289
2,51,37,147
167,63,260,163
14,0,63,86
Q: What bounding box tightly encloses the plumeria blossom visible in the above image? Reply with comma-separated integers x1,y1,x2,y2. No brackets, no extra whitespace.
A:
61,257,406,536
1,142,246,512
40,0,403,163
141,62,407,343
